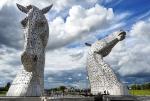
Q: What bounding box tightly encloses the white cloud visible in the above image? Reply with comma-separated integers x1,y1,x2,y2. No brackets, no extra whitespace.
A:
48,4,115,49
0,0,52,10
77,73,82,77
130,20,150,38
66,4,114,33
45,47,88,71
0,0,8,9
105,18,150,77
68,77,73,80
115,12,131,22
51,0,98,12
0,0,98,12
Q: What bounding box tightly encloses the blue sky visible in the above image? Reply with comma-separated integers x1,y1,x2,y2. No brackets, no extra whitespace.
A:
0,0,150,89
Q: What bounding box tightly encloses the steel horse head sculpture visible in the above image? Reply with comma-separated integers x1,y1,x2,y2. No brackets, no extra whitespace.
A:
86,31,128,95
7,3,52,96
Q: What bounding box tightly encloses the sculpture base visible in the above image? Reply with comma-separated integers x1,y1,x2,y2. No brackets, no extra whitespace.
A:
0,96,42,101
0,96,149,101
102,95,137,101
0,96,94,101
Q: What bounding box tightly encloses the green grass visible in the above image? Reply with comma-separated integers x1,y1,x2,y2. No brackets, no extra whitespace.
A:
129,90,150,96
0,90,150,96
0,91,7,96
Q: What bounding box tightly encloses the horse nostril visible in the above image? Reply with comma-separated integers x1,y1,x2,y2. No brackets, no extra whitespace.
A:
118,31,126,36
39,22,45,26
121,31,126,35
33,55,38,62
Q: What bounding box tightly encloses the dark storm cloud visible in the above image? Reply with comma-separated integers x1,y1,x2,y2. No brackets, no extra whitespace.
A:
44,66,150,88
45,68,88,82
45,66,150,88
44,68,89,88
123,72,150,78
0,4,24,49
0,45,21,61
0,46,21,83
121,76,150,85
113,64,150,85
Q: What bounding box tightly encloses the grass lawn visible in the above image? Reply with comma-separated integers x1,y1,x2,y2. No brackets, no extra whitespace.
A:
0,90,150,96
0,91,7,96
129,90,150,96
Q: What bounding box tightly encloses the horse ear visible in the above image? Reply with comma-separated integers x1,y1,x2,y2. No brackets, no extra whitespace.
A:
16,3,29,13
85,43,91,46
41,4,53,14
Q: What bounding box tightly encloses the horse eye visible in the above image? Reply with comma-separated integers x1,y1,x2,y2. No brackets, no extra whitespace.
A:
21,17,28,27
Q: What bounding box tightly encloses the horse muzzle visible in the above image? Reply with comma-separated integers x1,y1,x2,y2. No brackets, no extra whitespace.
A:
21,51,38,72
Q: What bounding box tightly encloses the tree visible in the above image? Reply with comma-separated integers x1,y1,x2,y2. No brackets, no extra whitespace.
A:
130,83,150,90
141,84,145,90
4,82,11,91
59,86,66,95
131,84,136,90
145,83,150,89
136,85,141,90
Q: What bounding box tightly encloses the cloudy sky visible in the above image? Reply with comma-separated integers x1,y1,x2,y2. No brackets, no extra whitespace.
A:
0,0,150,89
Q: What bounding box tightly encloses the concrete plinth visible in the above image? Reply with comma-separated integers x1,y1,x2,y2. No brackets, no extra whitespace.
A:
103,95,138,101
48,97,94,101
0,97,42,101
0,97,94,101
0,96,150,101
